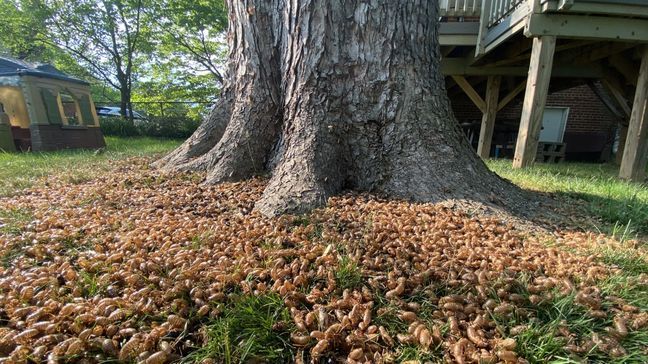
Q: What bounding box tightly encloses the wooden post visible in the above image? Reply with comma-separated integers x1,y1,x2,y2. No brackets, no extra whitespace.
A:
451,75,486,113
513,36,556,169
497,80,525,111
619,46,648,181
477,76,501,159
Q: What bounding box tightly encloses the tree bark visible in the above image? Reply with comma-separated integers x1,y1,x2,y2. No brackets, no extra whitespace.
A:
157,0,522,217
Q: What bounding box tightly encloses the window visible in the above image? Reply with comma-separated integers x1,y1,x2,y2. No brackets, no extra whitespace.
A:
78,94,96,126
40,88,62,125
59,92,80,126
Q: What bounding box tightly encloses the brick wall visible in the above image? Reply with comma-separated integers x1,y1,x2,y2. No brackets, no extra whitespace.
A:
449,83,619,161
29,125,106,151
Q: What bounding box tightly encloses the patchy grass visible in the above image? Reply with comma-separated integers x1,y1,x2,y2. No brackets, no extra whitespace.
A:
0,136,181,196
188,230,215,250
396,344,443,363
0,207,32,235
597,247,648,276
0,141,646,362
78,270,104,297
334,255,363,291
186,293,294,364
487,160,648,235
1,242,24,268
491,288,631,363
599,274,647,309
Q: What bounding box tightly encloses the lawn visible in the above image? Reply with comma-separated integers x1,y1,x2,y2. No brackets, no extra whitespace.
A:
487,160,648,237
0,136,181,197
0,138,646,363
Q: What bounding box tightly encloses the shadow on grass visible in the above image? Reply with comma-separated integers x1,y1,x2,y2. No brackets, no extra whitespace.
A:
556,190,648,237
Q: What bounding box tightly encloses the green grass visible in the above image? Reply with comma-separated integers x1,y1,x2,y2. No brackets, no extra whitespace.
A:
1,242,24,268
488,274,648,364
0,136,181,197
78,270,104,297
487,160,648,235
597,247,648,276
396,344,443,363
187,230,215,250
0,207,33,235
599,274,647,309
186,293,294,364
334,255,363,291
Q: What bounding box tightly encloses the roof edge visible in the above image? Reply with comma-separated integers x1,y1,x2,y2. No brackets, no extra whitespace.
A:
0,70,90,86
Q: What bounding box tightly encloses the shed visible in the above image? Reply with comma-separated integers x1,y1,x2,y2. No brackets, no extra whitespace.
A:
0,57,105,151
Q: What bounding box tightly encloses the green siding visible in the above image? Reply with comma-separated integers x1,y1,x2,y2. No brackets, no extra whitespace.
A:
78,95,95,126
0,123,15,151
41,89,62,125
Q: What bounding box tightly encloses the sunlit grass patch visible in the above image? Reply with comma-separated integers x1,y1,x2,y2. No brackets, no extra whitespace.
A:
489,280,647,364
334,255,363,292
187,293,294,364
78,270,105,298
486,160,648,235
596,247,648,276
1,242,24,268
0,136,181,196
0,207,32,235
598,274,647,309
396,344,443,363
188,230,216,250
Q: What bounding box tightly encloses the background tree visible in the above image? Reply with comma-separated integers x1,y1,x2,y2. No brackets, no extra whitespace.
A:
1,0,228,121
38,0,150,121
156,0,522,217
0,1,122,108
145,0,228,84
134,0,228,118
0,0,50,60
132,52,225,120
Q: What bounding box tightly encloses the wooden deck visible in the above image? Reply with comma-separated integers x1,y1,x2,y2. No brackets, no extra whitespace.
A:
438,0,648,181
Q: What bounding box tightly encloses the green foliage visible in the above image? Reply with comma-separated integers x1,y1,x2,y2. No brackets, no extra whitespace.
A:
137,116,201,139
145,0,228,82
187,293,294,364
99,117,140,137
0,0,50,59
1,0,226,120
42,0,153,118
133,0,227,118
100,115,200,139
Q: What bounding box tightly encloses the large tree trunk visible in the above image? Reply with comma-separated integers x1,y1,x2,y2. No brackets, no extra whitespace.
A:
157,0,522,217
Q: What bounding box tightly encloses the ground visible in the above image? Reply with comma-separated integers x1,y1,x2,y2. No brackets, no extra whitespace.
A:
0,137,646,363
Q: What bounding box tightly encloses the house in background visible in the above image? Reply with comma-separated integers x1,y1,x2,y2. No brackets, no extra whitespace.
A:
450,82,618,162
0,57,105,151
438,0,648,181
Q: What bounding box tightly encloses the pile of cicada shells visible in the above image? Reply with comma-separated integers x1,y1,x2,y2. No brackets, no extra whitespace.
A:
0,159,646,363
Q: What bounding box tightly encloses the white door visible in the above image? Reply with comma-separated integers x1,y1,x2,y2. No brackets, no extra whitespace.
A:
539,107,569,143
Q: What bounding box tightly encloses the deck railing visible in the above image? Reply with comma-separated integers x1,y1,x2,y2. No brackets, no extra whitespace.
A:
439,0,482,17
486,0,527,26
468,0,647,55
